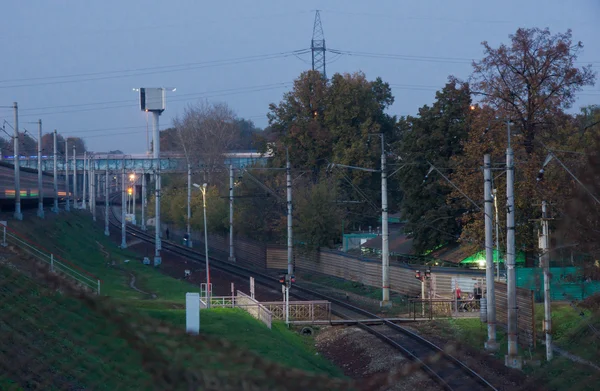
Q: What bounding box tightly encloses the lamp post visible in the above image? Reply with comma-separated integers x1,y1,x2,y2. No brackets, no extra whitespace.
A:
193,183,210,307
129,173,136,224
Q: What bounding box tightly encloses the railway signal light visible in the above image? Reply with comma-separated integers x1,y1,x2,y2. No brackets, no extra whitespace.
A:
127,187,133,195
279,274,285,285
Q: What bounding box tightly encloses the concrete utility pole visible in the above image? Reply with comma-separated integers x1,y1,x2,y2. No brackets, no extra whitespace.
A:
37,119,44,218
505,121,522,369
540,201,553,361
186,164,192,247
104,160,109,236
91,157,96,221
13,102,22,220
153,111,162,266
65,141,70,212
286,149,293,275
73,146,77,209
493,188,501,279
484,154,497,351
52,130,59,213
228,164,235,262
381,133,390,306
121,163,127,249
82,151,87,210
141,172,147,231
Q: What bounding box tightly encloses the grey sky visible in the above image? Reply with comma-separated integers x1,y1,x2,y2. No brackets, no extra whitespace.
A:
1,0,598,154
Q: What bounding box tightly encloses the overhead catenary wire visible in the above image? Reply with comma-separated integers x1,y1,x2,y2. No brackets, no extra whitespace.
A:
19,82,294,118
0,50,311,89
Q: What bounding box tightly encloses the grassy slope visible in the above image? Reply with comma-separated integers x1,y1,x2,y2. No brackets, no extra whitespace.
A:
3,211,343,389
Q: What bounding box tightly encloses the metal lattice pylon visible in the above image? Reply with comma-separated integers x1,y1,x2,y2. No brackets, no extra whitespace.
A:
311,10,326,79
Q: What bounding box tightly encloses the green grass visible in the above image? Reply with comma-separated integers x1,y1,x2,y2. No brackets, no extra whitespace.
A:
145,306,340,376
428,309,599,391
2,211,345,389
534,302,599,363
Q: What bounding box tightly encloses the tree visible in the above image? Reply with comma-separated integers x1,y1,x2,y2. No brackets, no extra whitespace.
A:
394,79,472,254
173,101,239,182
267,71,398,237
233,118,261,150
294,177,345,250
471,28,596,154
451,28,597,257
0,132,36,156
267,70,330,170
65,136,86,154
556,106,600,258
159,128,181,152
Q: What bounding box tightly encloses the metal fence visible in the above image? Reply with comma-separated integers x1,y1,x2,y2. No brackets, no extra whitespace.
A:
236,291,273,329
408,298,482,320
516,266,600,301
1,224,100,294
0,259,358,390
262,301,332,323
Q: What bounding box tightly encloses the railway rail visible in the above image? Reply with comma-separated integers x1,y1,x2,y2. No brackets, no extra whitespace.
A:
105,203,497,391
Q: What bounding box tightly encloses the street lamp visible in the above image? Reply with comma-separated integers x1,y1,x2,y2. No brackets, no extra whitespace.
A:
129,173,137,225
193,182,210,306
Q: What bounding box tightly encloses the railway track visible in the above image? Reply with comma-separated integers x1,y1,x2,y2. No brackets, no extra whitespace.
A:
105,203,497,391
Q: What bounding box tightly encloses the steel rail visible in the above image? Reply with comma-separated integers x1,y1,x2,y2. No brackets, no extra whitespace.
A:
104,200,497,391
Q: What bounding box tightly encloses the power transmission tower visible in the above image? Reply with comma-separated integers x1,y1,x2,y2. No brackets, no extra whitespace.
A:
311,10,326,79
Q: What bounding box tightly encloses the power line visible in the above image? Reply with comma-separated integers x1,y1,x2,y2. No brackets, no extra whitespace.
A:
0,50,309,89
19,82,293,118
329,48,474,64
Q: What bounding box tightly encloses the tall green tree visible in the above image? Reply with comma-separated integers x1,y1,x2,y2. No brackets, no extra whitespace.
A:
266,70,330,170
294,177,344,250
394,79,472,254
266,70,397,238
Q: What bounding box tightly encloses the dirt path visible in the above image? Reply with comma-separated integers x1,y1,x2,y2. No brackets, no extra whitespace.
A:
95,240,157,299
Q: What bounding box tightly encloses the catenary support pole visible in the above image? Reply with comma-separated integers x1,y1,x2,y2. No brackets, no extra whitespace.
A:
229,164,235,262
92,159,96,222
153,111,161,266
381,133,390,306
65,141,70,212
82,151,87,210
13,102,22,220
286,149,293,276
37,119,44,218
186,164,192,247
484,154,498,351
132,173,136,225
541,201,553,361
121,162,127,248
494,188,501,279
73,146,77,209
202,187,210,306
141,172,147,231
104,160,109,236
52,130,59,213
505,121,522,369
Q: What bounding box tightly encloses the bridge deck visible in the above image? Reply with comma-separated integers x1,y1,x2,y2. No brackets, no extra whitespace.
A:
3,152,271,173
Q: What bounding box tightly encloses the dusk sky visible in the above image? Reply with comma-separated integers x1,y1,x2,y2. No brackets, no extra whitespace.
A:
1,0,598,154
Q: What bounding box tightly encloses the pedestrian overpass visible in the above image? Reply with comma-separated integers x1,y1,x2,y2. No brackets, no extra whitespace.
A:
3,151,271,173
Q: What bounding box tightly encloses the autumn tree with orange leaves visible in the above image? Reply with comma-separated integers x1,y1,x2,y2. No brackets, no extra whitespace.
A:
450,28,596,261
